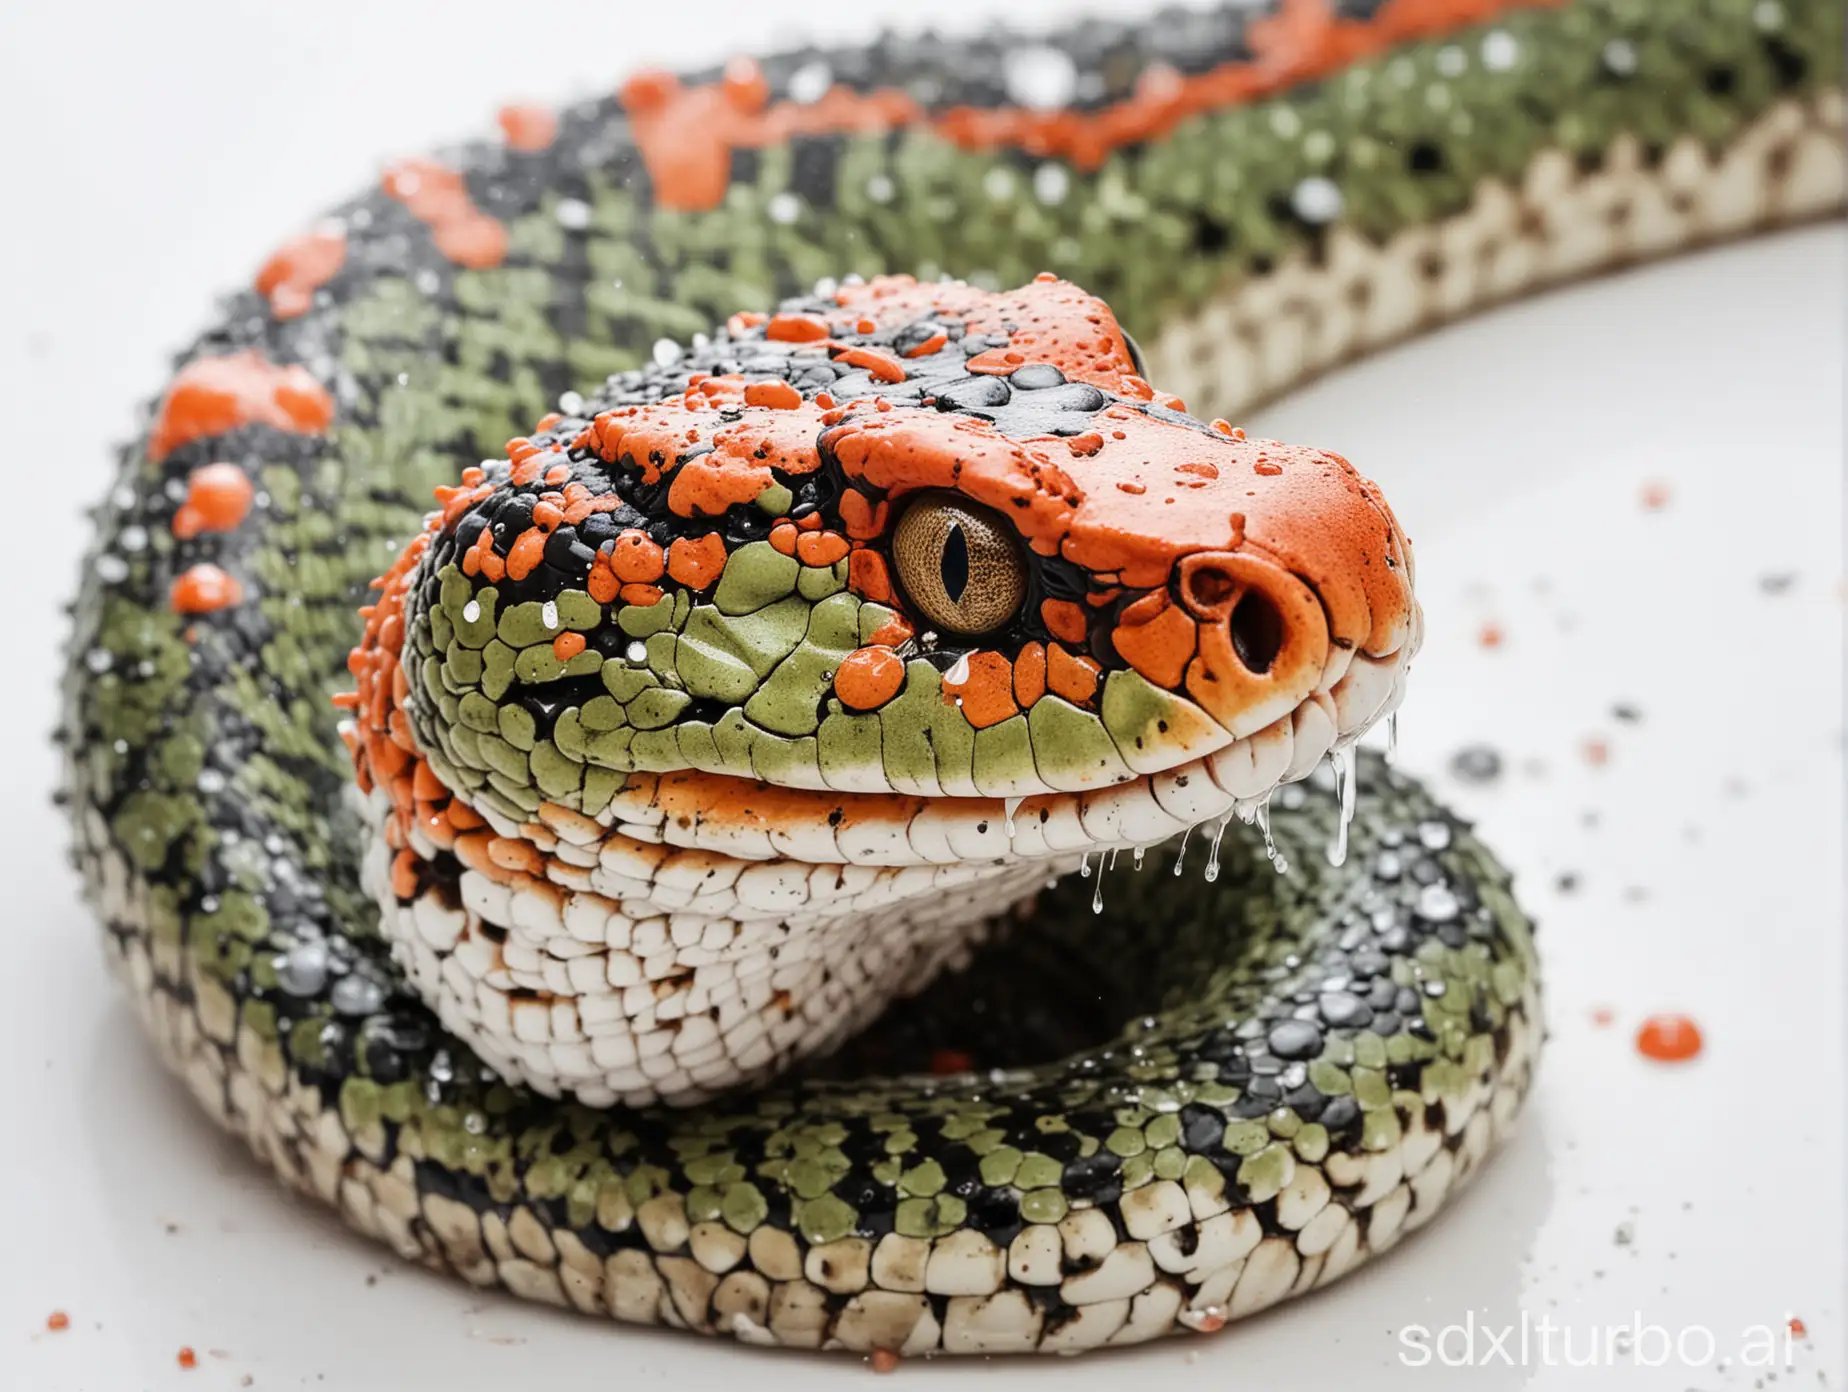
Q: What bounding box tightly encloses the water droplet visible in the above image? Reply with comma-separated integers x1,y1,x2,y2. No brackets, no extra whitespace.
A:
1417,819,1453,851
331,974,385,1017
554,197,590,230
275,941,329,997
95,554,129,583
84,649,113,674
788,61,832,104
652,338,682,369
767,192,802,225
1416,884,1460,923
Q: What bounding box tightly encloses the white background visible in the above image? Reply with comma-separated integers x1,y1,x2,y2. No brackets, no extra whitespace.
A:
0,3,1841,1388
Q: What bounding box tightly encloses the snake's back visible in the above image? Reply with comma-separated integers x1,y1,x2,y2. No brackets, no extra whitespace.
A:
60,0,1842,1356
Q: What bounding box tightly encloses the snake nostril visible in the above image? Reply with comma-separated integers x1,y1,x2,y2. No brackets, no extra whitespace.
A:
1184,566,1238,613
1230,589,1284,674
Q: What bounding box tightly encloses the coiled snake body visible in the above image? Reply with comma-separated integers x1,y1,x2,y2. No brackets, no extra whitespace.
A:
61,0,1843,1356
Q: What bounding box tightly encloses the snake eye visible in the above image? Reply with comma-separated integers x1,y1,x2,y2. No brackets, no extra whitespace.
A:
890,493,1027,636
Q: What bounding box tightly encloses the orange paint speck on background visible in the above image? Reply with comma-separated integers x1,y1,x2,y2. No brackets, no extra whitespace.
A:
1635,1014,1703,1062
46,1310,70,1332
1478,622,1504,649
1788,1317,1808,1338
1640,480,1672,510
929,1048,975,1075
1589,1006,1615,1028
177,1346,198,1370
870,1347,901,1373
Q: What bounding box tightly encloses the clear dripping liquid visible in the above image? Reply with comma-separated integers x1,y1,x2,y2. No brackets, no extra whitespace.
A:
1327,745,1358,868
1255,797,1290,875
1385,710,1399,764
1172,823,1194,877
1091,856,1106,914
1204,814,1235,883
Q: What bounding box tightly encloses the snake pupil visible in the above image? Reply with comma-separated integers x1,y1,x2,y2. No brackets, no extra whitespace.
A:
941,523,970,604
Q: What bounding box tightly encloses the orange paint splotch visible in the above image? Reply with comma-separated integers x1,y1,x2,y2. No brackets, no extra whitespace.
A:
795,530,850,567
835,647,906,711
743,379,803,410
1013,642,1047,707
497,103,558,151
255,226,345,319
1112,593,1198,690
847,549,893,604
1046,645,1101,705
170,564,243,615
942,652,1018,729
666,533,727,590
1635,1014,1703,1063
171,462,255,539
622,64,919,212
1041,599,1087,645
46,1311,70,1332
382,158,507,270
149,351,334,462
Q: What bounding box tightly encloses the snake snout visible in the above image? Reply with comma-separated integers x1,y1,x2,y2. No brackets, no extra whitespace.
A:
1176,551,1330,741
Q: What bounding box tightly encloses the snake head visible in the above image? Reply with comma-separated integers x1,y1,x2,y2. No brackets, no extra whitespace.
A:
348,274,1418,869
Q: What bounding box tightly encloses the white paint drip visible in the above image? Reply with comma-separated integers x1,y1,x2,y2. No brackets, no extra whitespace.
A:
944,653,971,686
462,600,481,623
541,600,559,630
1327,745,1358,868
1386,709,1399,764
1172,823,1194,877
1203,814,1235,883
1003,796,1023,840
1255,796,1290,875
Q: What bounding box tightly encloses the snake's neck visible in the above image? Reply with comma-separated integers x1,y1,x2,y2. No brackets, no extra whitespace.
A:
357,778,1071,1108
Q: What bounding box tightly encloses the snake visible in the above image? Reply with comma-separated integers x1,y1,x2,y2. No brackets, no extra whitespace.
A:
59,0,1842,1359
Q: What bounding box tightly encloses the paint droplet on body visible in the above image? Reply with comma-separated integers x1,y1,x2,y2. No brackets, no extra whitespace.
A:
1635,1014,1702,1062
171,564,243,615
172,462,255,539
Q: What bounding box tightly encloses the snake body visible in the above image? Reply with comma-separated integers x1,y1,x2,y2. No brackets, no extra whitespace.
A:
61,0,1842,1356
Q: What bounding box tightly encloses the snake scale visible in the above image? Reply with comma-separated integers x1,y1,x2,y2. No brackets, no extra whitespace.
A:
59,0,1843,1358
